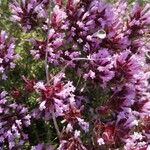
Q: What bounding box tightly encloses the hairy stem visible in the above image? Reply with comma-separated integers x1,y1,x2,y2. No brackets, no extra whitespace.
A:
52,110,61,139
44,1,51,85
45,0,61,140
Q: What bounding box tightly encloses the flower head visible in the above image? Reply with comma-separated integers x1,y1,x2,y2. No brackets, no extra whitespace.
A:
10,0,48,31
58,130,87,150
0,91,31,149
0,30,18,80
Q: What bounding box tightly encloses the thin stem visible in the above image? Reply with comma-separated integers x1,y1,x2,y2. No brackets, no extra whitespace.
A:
45,0,51,85
44,0,61,140
52,110,61,139
50,57,96,83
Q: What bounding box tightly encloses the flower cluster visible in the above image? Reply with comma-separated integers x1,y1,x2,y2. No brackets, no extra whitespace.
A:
30,29,67,65
83,49,114,88
33,73,74,118
58,130,87,150
91,49,150,147
6,0,150,149
31,143,53,150
33,73,89,131
9,0,48,31
0,30,18,80
0,91,31,149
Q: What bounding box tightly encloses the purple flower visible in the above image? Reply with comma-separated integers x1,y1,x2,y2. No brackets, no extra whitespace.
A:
0,30,19,80
51,5,68,30
33,74,75,118
9,0,48,31
31,143,53,150
83,49,114,88
0,91,31,149
8,0,150,149
124,132,149,150
63,104,89,132
111,50,142,85
58,130,87,150
30,29,66,65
